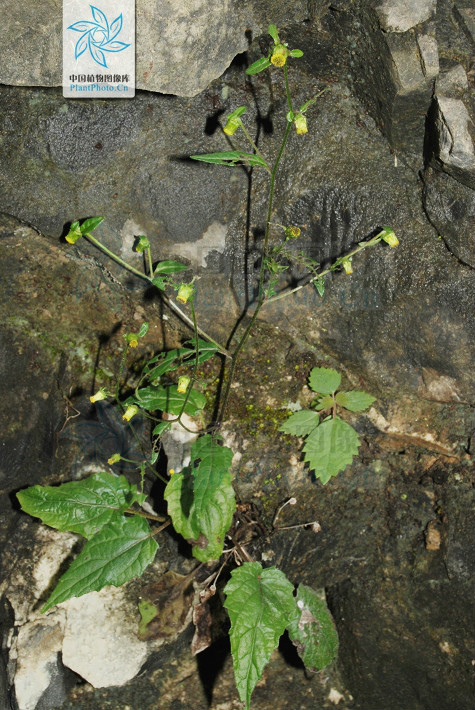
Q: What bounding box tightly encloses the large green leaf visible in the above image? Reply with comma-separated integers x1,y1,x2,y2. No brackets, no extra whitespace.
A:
303,417,360,483
143,340,217,381
224,563,295,709
279,410,319,437
287,585,339,671
308,367,341,395
41,516,158,612
153,260,188,274
17,473,142,540
190,151,268,168
164,435,235,562
133,385,206,416
335,390,376,412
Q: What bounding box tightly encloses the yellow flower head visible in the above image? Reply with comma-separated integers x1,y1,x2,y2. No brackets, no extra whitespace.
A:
122,404,139,422
271,44,288,67
381,228,399,248
177,376,191,394
293,113,308,135
126,333,139,348
285,226,301,239
107,453,121,465
176,283,195,304
90,388,107,404
342,259,353,275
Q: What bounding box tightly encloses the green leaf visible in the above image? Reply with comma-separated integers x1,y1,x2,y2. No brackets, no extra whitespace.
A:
17,473,142,540
144,340,218,381
154,260,188,275
41,516,158,612
164,435,235,562
152,421,172,437
303,417,360,484
79,216,104,234
190,151,268,168
335,390,376,412
138,322,149,338
314,395,333,411
279,410,319,437
246,56,272,75
133,385,206,416
314,278,325,297
151,276,168,290
224,563,295,709
268,24,280,44
287,585,338,671
289,48,304,58
308,367,341,395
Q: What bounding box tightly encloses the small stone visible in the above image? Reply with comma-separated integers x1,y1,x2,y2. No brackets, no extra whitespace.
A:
376,0,436,33
425,520,442,550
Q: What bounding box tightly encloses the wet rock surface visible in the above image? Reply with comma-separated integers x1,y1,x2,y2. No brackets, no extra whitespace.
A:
0,2,474,709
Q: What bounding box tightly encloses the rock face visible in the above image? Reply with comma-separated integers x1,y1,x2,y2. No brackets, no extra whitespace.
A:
0,2,474,710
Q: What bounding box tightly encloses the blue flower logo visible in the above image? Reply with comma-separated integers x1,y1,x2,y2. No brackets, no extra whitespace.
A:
68,5,130,68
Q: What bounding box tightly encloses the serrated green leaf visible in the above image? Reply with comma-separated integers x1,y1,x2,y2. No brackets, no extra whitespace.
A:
335,390,376,412
314,395,333,411
164,436,235,562
151,276,168,290
279,410,319,437
133,385,206,416
287,585,338,671
17,473,141,540
41,516,158,612
245,57,272,75
308,367,341,395
303,417,360,483
154,260,188,275
190,151,267,168
79,216,104,234
224,563,295,709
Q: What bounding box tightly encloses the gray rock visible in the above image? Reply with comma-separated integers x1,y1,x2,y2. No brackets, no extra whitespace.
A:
417,33,439,79
0,0,310,96
453,0,475,43
422,167,475,268
375,0,436,32
432,96,475,188
436,64,469,97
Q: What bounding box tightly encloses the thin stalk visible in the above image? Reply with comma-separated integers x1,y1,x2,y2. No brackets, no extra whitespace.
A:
264,233,384,305
124,507,166,522
145,247,154,278
85,232,150,280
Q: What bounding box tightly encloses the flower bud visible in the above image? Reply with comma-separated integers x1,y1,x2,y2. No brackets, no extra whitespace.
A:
177,376,191,394
65,222,82,244
90,388,107,403
107,453,121,465
271,44,288,67
135,235,150,253
381,228,399,248
293,113,308,135
176,283,195,304
122,404,139,422
342,259,353,275
223,106,247,136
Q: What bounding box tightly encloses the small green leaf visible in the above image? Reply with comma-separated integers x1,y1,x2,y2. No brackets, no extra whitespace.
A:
303,417,360,484
133,385,206,416
138,322,149,338
289,49,304,58
79,216,104,234
279,410,319,437
268,24,280,44
190,151,267,168
17,472,141,540
308,367,341,395
154,260,188,275
224,563,295,709
41,516,158,612
152,421,172,437
314,278,325,297
246,57,272,75
335,390,376,412
287,585,338,671
151,276,168,290
314,395,333,411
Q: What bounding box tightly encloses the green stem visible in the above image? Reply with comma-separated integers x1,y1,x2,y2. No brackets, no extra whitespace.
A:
264,233,384,305
85,232,150,281
145,247,154,278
